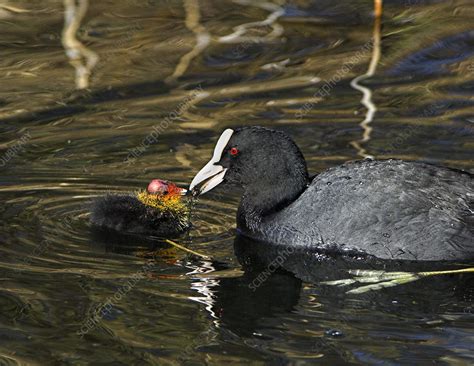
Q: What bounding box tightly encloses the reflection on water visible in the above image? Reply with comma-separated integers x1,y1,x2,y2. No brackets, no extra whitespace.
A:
349,0,382,159
0,0,473,364
62,0,98,89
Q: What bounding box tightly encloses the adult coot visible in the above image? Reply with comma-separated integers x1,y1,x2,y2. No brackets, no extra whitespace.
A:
189,127,474,261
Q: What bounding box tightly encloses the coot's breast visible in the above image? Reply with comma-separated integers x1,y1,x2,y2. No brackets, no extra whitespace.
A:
256,160,474,261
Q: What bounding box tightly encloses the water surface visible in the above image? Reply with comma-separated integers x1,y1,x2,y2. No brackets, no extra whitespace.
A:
0,0,473,364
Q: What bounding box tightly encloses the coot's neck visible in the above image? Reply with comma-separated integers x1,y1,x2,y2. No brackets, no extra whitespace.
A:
237,173,309,232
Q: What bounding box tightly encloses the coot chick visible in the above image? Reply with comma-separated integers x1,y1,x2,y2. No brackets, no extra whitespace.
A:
189,127,474,261
90,179,189,236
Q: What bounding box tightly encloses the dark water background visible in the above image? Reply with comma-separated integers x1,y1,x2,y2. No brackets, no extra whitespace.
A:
0,0,473,364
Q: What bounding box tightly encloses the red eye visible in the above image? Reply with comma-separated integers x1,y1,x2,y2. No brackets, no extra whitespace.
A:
230,147,239,156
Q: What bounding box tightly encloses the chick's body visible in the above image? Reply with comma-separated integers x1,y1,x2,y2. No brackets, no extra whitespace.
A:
90,180,189,236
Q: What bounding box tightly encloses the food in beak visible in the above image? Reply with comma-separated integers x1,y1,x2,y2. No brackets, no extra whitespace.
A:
189,129,234,195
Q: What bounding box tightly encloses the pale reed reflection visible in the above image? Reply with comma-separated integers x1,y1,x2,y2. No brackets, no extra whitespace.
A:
217,0,284,44
165,0,289,128
0,2,30,19
168,0,285,84
137,76,320,108
62,0,98,89
135,75,320,129
349,0,382,159
166,0,211,83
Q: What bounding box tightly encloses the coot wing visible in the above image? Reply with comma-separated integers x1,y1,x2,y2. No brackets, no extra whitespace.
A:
274,160,474,261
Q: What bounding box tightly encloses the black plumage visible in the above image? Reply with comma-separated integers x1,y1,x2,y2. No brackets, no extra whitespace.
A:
90,193,189,237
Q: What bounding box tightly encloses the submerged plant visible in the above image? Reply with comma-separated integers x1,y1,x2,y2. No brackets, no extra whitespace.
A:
322,267,474,294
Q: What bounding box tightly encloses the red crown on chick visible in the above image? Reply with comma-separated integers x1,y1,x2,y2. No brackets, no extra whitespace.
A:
147,179,186,197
